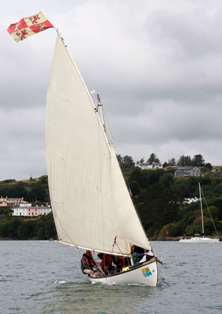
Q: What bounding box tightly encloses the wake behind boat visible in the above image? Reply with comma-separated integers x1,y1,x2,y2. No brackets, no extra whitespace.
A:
46,34,159,286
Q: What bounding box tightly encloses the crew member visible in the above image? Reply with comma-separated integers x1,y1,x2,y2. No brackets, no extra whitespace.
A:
113,255,131,272
131,245,145,264
100,254,114,275
81,250,102,277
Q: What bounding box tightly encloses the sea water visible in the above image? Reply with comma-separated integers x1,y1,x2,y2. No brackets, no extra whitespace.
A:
0,240,221,314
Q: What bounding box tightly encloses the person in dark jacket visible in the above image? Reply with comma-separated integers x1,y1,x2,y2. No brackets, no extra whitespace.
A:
131,245,145,264
112,255,131,272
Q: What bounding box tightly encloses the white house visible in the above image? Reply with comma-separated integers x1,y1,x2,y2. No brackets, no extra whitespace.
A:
174,167,201,177
137,162,162,170
183,197,199,204
12,205,51,217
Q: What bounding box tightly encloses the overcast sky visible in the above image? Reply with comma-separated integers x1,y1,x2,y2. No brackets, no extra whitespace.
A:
1,0,222,179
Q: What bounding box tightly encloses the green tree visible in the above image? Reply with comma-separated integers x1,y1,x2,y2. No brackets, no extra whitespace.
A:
17,220,36,239
192,154,205,167
147,153,160,166
177,155,192,166
162,162,168,168
204,163,213,171
168,158,176,166
117,155,135,171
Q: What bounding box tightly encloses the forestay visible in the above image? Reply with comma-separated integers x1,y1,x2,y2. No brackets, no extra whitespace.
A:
46,36,151,255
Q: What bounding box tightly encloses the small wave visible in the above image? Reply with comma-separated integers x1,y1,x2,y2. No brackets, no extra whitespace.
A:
26,292,43,299
175,262,187,266
210,281,222,287
0,278,10,282
206,305,222,311
54,280,67,285
157,277,171,289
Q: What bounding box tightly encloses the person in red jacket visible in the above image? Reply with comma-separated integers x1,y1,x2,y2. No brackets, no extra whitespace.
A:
81,250,102,277
100,254,114,275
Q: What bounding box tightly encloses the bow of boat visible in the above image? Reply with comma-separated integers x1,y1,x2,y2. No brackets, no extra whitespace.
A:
89,258,158,286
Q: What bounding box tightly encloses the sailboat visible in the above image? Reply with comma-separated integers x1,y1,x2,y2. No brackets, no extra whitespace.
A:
46,34,158,286
179,183,219,243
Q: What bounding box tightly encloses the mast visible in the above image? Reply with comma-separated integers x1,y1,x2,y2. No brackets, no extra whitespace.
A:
96,93,107,135
198,182,205,236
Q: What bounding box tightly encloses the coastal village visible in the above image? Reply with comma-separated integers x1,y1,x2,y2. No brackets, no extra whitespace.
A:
0,154,221,222
137,163,221,177
0,197,51,217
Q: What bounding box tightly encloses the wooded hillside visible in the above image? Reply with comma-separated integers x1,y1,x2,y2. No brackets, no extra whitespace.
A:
0,157,221,240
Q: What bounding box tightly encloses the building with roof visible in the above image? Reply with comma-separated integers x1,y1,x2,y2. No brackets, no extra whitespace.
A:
137,162,162,170
12,205,51,217
174,166,201,177
0,197,24,208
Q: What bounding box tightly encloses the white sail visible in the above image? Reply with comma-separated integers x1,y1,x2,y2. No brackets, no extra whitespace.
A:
46,36,151,255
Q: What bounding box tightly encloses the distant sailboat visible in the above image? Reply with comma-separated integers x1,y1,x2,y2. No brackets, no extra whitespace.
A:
46,34,158,286
179,183,219,243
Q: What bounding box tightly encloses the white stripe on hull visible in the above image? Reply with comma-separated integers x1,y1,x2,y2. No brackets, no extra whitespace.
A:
89,260,158,287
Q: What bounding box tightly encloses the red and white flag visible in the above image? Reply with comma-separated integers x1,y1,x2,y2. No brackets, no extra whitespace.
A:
7,11,54,42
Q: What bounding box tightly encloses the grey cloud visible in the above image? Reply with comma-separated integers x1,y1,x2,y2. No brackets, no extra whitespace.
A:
109,101,222,145
0,107,46,179
145,8,222,58
0,0,222,178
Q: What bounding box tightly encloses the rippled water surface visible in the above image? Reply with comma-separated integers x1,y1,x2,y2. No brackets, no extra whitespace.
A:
0,241,222,314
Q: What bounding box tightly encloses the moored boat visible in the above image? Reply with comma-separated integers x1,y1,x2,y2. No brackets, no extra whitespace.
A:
179,183,220,243
179,237,219,243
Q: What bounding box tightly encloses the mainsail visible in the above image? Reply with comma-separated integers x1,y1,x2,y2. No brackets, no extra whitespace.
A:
46,36,151,255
